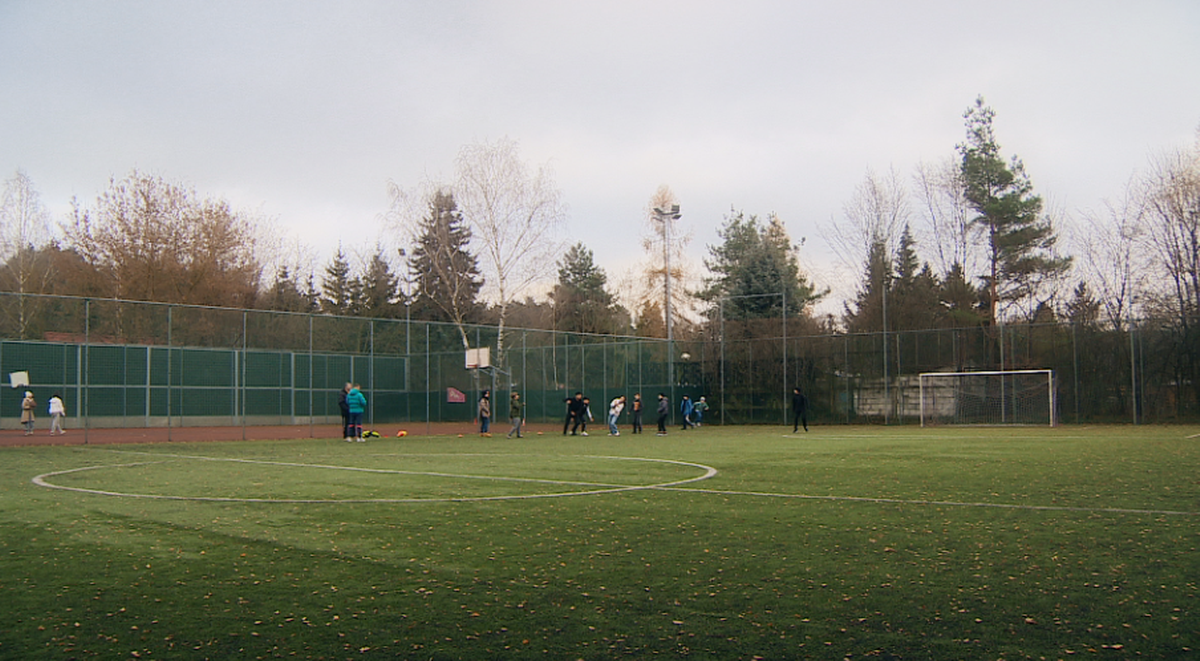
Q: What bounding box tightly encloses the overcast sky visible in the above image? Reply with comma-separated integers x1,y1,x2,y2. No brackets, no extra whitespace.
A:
2,1,1198,310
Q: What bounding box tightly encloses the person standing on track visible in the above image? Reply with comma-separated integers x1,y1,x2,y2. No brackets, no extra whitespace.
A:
346,383,367,441
656,392,669,436
20,390,36,436
48,392,66,435
507,392,525,438
792,386,809,433
338,382,352,442
477,389,492,437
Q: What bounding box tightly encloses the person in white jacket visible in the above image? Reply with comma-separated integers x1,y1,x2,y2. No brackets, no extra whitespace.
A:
48,393,66,435
607,396,626,436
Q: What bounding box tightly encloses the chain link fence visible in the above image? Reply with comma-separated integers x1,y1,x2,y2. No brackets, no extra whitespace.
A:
0,293,679,433
1,292,1194,432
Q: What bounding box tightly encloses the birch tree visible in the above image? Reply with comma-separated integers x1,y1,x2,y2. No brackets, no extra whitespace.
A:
454,138,565,364
0,169,53,337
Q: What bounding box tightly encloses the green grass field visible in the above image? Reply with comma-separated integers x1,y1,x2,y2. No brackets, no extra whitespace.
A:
2,425,1197,659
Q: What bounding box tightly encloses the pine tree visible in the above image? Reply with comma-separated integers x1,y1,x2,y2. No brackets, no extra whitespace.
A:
552,242,625,334
939,263,985,328
264,266,312,313
959,97,1071,323
702,210,820,319
320,248,360,315
889,225,942,331
359,249,401,319
844,239,890,333
407,190,482,346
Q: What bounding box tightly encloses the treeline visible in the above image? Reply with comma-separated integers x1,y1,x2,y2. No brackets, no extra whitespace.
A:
2,99,1198,358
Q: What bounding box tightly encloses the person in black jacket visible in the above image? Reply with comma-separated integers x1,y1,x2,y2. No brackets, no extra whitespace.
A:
563,392,586,435
656,393,669,436
338,382,352,441
630,393,644,434
792,387,809,433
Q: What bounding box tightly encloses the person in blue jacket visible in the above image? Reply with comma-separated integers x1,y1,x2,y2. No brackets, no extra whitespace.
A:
346,383,367,442
680,394,695,430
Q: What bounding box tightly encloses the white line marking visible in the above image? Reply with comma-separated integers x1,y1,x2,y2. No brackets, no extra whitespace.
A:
655,486,1198,517
31,451,718,504
33,449,1196,516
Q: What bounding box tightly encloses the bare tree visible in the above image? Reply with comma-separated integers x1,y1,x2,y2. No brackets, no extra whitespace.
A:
65,171,262,308
1142,137,1200,326
824,166,910,274
1139,133,1200,411
1070,177,1151,329
913,157,981,280
0,169,54,337
820,167,909,314
453,137,566,364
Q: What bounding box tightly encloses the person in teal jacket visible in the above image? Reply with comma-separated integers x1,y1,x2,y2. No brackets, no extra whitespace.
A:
346,384,367,442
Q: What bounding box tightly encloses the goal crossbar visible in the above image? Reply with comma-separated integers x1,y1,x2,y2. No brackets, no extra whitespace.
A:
919,369,1056,427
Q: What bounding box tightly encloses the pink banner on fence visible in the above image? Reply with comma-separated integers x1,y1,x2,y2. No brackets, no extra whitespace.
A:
446,387,466,403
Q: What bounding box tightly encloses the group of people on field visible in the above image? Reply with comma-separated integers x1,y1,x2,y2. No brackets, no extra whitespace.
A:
559,391,709,437
335,381,811,442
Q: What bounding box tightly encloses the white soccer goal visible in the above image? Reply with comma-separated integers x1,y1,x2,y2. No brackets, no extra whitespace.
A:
919,369,1057,427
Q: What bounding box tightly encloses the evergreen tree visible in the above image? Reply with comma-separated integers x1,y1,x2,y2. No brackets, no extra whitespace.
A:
702,210,821,319
633,300,666,338
552,242,625,334
359,248,401,319
889,225,942,331
959,97,1071,323
320,247,360,315
939,262,985,328
264,266,312,313
1064,281,1102,328
407,190,482,346
844,239,890,333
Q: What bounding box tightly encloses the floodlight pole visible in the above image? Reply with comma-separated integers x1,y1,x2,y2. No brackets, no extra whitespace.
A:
654,204,681,415
399,248,415,424
1129,297,1138,425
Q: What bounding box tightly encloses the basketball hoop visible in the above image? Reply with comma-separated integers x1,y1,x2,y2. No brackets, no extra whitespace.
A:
465,347,491,370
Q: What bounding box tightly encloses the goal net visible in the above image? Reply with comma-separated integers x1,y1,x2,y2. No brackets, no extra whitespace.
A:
919,370,1056,427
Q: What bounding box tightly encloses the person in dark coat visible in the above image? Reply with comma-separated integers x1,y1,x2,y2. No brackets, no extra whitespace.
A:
630,393,643,434
338,382,352,441
792,387,809,433
656,393,669,436
563,392,586,435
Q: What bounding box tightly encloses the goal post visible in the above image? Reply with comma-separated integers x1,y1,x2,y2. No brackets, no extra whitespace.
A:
919,369,1057,427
